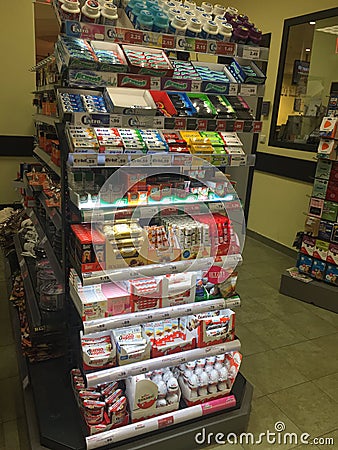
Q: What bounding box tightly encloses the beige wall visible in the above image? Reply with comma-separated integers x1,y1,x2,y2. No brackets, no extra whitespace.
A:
0,0,36,204
228,0,336,249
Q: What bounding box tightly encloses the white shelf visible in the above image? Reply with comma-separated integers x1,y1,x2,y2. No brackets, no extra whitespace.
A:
86,394,237,449
78,254,242,286
33,114,59,126
86,339,241,386
33,147,61,177
33,84,59,93
74,293,241,334
67,152,255,170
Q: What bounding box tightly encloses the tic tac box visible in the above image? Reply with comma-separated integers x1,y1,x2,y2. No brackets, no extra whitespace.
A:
297,254,313,275
313,239,329,261
311,259,326,280
319,117,338,139
325,264,338,286
327,243,338,265
125,374,181,423
300,235,316,256
322,201,338,222
312,179,328,199
315,159,332,180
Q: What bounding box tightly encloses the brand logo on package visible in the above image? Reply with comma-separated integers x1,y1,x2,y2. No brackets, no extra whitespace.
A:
120,76,148,88
163,79,189,90
204,83,228,93
70,71,102,86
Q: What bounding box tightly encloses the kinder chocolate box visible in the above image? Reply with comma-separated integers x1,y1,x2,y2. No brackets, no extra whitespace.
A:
297,254,313,275
313,239,329,261
325,264,338,286
300,235,316,256
327,243,338,266
311,259,326,280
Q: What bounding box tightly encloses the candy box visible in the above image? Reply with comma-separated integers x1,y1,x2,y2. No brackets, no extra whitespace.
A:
178,351,241,407
81,330,116,372
104,87,157,116
329,161,338,182
331,223,338,244
319,117,338,139
322,201,338,222
56,36,98,70
187,93,218,118
113,328,151,366
90,41,128,73
192,62,235,94
296,254,313,274
313,239,329,261
228,58,266,85
125,374,181,422
315,159,332,180
191,309,235,348
311,259,326,280
101,283,131,316
122,45,174,78
123,277,163,312
300,235,316,256
71,285,107,321
325,264,338,286
327,243,338,265
150,90,178,118
161,272,197,307
312,179,328,199
70,224,106,273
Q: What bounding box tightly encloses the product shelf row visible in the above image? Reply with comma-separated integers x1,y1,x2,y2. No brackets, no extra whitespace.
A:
33,146,62,177
86,339,241,386
25,207,64,283
71,252,242,286
70,286,241,334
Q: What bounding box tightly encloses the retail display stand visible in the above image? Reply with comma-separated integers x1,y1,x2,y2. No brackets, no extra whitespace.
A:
10,3,270,449
280,88,338,313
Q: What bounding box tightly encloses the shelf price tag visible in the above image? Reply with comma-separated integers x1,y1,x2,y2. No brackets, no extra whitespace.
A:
72,154,98,167
191,81,202,92
240,85,257,96
234,121,244,132
150,77,161,90
109,115,123,127
150,154,171,166
152,116,165,129
174,118,186,130
209,202,225,212
161,34,175,49
216,120,227,131
242,46,260,60
216,41,236,56
228,84,238,96
197,119,208,131
253,121,263,133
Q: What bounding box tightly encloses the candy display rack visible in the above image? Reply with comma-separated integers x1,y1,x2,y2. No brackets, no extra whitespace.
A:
11,3,271,449
280,87,338,313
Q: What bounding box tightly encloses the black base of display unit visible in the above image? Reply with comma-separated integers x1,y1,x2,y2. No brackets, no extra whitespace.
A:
280,272,338,313
28,357,252,450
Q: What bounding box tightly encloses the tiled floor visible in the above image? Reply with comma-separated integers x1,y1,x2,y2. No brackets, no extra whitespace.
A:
0,236,337,449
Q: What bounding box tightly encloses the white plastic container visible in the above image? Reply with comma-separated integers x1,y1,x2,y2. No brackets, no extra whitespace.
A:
101,2,118,24
217,21,232,41
194,6,205,18
163,1,176,13
61,0,81,20
169,7,182,21
212,4,225,17
225,6,238,16
201,1,213,13
169,15,187,35
81,0,101,22
186,17,202,37
214,15,226,26
184,10,195,21
179,4,190,14
183,0,196,10
201,19,218,39
199,12,212,23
